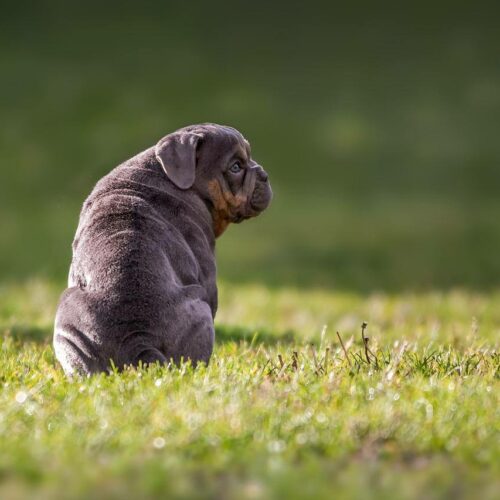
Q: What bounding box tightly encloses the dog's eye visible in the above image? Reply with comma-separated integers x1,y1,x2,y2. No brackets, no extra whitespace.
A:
229,162,242,174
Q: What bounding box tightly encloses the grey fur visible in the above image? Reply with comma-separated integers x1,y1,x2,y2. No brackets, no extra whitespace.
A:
53,124,272,375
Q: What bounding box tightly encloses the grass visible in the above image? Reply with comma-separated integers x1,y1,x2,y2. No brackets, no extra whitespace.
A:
1,280,498,499
1,3,500,498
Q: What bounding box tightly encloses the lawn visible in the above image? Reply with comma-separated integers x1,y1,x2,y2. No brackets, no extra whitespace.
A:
0,280,498,499
1,3,500,499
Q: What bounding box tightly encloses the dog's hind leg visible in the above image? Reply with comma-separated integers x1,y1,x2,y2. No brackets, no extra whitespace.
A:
53,287,105,375
53,329,99,376
133,348,168,368
168,299,215,366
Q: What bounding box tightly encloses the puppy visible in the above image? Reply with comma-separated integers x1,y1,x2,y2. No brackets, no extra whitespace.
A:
53,124,272,375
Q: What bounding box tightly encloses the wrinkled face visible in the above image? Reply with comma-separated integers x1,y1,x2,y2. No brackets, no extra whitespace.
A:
193,126,272,236
155,123,272,237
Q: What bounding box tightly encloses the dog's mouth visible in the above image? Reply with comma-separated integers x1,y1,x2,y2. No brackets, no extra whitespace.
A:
249,181,273,213
232,200,271,225
232,213,250,224
231,180,273,224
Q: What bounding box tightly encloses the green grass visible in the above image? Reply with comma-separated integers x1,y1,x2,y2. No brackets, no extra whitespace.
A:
1,280,498,499
1,3,500,498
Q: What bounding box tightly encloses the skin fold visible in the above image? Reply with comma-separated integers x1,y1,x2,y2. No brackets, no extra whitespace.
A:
53,124,272,375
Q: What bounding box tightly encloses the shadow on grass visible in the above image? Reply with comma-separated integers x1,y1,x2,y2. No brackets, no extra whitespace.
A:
215,324,296,346
3,323,297,347
3,324,52,344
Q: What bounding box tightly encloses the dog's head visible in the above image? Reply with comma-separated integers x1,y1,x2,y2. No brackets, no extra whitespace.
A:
155,123,272,237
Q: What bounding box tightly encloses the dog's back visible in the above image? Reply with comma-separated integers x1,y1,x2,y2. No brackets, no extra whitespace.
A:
54,148,217,375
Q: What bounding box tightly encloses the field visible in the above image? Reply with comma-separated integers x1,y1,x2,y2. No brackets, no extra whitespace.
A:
1,2,500,499
1,281,498,499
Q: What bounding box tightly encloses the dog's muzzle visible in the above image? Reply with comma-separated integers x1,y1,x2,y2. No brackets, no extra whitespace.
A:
248,167,272,214
231,166,272,223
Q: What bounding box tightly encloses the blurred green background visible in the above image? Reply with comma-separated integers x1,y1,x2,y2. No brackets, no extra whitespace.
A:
1,0,499,291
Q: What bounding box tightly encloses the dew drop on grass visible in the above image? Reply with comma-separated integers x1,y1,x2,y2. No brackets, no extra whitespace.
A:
153,437,166,449
15,391,27,404
268,440,285,453
295,433,308,445
25,403,36,415
316,413,327,424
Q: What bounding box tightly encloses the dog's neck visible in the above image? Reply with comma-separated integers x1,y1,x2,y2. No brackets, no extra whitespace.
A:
128,146,231,240
112,147,218,247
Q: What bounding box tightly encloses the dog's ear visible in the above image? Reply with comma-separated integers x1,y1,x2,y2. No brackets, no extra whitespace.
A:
155,131,202,189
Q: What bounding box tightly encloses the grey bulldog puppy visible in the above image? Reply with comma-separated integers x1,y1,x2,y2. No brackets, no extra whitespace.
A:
54,123,272,375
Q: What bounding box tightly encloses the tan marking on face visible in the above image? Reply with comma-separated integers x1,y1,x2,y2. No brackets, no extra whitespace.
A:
207,179,248,238
207,179,230,237
222,188,247,208
208,179,229,213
